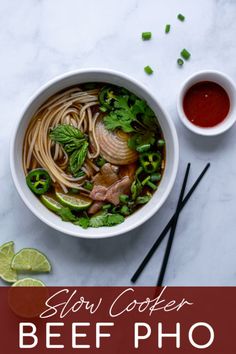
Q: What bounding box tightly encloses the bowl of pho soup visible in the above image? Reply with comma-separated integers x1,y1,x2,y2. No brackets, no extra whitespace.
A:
11,69,179,238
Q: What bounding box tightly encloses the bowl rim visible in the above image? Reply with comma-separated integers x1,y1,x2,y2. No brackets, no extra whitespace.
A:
177,69,236,136
10,68,179,239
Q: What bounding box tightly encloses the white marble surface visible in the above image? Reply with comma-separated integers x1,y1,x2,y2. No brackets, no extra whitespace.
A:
1,0,236,286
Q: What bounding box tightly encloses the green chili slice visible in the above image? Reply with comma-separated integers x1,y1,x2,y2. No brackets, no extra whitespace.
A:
139,152,162,173
26,168,51,195
99,86,116,109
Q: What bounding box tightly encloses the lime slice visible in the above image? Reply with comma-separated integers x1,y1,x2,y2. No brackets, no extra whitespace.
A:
11,248,52,273
56,192,92,210
40,195,63,213
0,241,18,283
12,278,45,287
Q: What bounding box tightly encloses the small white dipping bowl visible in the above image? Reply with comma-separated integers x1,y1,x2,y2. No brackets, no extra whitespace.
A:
10,69,179,239
177,70,236,136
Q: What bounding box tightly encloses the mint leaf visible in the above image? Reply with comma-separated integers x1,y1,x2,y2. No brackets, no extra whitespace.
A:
50,124,86,153
69,142,88,175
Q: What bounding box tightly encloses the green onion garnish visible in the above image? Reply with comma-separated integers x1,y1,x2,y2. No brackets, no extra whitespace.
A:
144,66,153,75
165,24,171,33
181,49,191,60
142,32,152,40
177,58,184,66
177,13,185,22
100,106,107,112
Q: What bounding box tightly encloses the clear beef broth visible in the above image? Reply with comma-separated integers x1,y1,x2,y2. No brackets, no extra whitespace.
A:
23,83,165,228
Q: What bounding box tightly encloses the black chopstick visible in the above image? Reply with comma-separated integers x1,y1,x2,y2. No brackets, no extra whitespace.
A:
157,163,191,286
131,162,210,283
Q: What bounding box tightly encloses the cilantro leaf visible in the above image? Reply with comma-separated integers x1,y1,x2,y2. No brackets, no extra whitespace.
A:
89,212,108,228
89,212,125,228
57,207,78,222
128,131,156,150
107,214,124,225
74,217,90,229
103,89,157,136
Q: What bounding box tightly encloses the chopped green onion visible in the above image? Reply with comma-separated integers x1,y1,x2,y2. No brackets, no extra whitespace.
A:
136,144,151,153
150,173,162,182
119,194,129,204
177,58,184,66
157,139,165,148
141,176,151,186
177,13,185,22
165,24,171,33
181,49,191,60
100,106,107,112
102,204,112,210
135,167,143,176
144,66,153,75
142,32,152,40
147,181,157,190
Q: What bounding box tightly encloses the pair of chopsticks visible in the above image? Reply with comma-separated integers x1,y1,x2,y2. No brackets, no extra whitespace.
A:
131,162,210,285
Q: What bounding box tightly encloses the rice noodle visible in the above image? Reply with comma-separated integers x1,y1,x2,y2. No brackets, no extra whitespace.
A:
23,86,101,192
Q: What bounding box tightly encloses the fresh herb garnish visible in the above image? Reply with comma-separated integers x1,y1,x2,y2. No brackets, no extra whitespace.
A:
74,217,90,229
50,124,86,153
144,66,154,75
57,207,124,229
57,207,78,222
103,89,158,150
69,142,88,175
50,124,88,177
142,32,152,40
131,178,142,200
89,212,124,228
181,49,191,60
177,58,184,66
165,24,171,33
128,131,156,150
177,13,185,22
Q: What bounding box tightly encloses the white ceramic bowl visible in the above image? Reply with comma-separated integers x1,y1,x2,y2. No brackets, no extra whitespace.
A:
177,70,236,136
10,69,179,239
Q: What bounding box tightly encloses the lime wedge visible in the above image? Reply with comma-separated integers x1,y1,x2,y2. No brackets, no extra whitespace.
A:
12,278,45,287
11,248,52,273
56,192,92,210
0,241,18,283
40,194,63,213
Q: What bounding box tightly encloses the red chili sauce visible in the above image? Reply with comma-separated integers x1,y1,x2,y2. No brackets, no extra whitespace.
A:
183,81,230,127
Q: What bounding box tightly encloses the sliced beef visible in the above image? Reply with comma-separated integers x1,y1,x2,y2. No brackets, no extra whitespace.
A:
106,176,132,205
92,163,119,187
88,201,104,214
89,185,107,201
119,163,137,182
90,163,131,205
